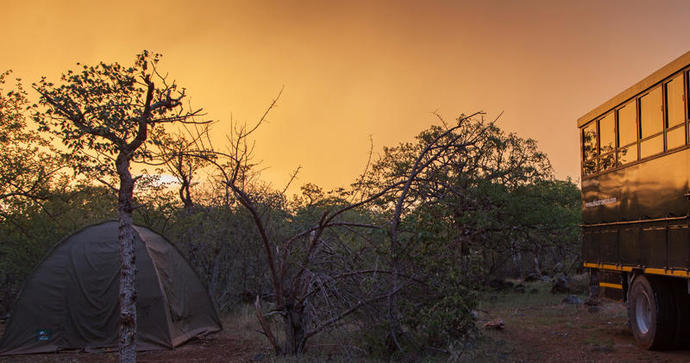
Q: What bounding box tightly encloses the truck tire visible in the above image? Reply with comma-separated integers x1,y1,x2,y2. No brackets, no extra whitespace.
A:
627,275,676,349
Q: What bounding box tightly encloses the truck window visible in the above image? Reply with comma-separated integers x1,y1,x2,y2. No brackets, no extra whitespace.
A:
600,113,615,152
666,74,686,150
617,144,637,165
640,87,663,158
666,74,685,128
667,126,685,150
618,101,636,147
640,136,663,158
582,122,597,174
599,113,616,169
640,86,663,138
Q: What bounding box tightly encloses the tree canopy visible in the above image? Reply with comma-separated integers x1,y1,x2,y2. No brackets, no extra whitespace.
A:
0,71,58,214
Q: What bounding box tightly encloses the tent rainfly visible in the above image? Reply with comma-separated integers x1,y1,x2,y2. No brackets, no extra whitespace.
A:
0,221,222,355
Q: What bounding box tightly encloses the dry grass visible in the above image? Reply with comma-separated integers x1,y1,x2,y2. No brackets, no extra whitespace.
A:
223,304,263,341
222,305,382,362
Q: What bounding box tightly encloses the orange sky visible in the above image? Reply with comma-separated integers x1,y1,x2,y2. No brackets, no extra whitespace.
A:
2,0,689,193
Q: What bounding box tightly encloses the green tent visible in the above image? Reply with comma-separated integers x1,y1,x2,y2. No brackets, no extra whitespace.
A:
0,221,222,355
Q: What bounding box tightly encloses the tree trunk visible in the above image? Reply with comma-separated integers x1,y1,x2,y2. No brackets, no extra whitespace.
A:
209,250,221,297
510,239,522,277
117,153,137,363
284,303,306,354
179,176,194,214
533,255,542,276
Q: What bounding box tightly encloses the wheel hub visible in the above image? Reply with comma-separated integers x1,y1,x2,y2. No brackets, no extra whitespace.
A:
635,290,652,335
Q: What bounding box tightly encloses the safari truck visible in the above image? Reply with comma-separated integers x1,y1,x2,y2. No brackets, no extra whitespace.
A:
580,51,690,350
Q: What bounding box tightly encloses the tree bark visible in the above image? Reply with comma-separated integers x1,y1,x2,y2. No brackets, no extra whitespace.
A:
117,152,137,363
284,302,306,354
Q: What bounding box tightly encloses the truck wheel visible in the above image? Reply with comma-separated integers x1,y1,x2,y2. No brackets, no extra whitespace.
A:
627,275,676,349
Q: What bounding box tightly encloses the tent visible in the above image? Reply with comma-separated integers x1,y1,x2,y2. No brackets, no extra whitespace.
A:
0,221,222,355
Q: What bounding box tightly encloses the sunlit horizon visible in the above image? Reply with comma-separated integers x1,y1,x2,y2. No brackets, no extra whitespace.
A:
3,0,689,193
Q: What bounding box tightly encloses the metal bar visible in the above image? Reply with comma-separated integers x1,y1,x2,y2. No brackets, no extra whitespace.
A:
599,282,623,289
581,215,688,228
584,262,690,278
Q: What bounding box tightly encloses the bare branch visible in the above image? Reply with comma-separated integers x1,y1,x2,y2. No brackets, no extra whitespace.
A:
255,296,282,354
303,284,405,341
96,177,119,194
281,166,302,195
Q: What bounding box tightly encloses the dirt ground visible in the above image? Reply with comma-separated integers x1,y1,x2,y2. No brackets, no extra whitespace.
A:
474,287,690,362
0,328,266,362
2,285,690,362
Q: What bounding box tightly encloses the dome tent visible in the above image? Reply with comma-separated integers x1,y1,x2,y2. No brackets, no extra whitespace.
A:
0,221,222,355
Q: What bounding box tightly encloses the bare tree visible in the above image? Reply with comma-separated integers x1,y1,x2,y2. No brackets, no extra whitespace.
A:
165,90,399,353
156,128,209,214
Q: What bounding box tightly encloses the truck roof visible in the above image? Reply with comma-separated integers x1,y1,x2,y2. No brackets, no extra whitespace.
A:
577,51,690,128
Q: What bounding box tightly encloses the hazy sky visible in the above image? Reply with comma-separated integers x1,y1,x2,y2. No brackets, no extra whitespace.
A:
3,0,689,192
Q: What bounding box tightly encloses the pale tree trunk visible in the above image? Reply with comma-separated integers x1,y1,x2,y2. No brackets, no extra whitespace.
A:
533,255,542,276
510,239,522,276
117,153,137,363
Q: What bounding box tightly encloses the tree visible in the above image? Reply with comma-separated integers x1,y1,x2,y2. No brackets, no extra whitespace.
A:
0,71,59,220
156,130,208,214
496,179,581,275
362,112,553,274
34,51,203,362
352,113,560,353
168,93,405,354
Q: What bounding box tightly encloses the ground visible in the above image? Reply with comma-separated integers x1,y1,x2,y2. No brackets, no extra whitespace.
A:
0,328,264,362
474,285,690,362
2,281,690,362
